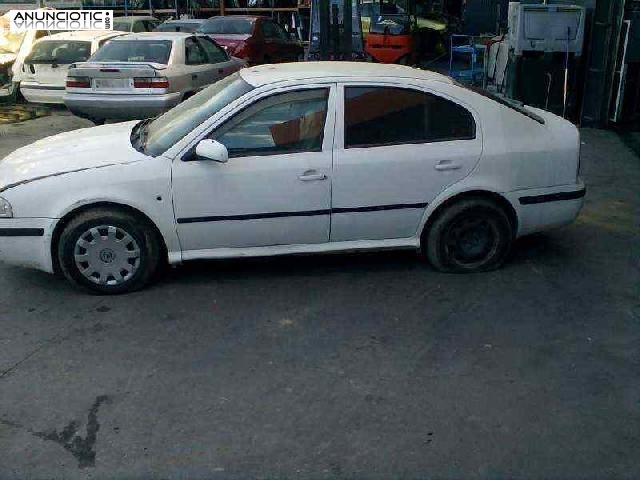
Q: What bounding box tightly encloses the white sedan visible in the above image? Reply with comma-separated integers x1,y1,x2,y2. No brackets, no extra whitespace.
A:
0,62,585,294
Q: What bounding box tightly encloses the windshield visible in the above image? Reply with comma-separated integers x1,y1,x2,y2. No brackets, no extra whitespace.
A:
142,72,254,156
26,40,91,64
156,22,201,32
90,40,172,64
0,31,26,55
198,17,254,35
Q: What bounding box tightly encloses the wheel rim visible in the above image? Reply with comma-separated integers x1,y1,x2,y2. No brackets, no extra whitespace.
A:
444,215,499,268
74,225,141,286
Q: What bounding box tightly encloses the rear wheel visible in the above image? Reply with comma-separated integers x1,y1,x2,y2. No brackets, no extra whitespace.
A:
423,198,513,273
57,209,161,294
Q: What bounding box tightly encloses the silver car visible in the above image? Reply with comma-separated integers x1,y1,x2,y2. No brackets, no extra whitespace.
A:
63,32,245,123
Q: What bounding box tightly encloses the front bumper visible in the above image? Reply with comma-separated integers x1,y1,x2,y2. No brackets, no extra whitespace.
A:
0,218,57,273
63,92,182,121
506,179,586,237
20,83,65,104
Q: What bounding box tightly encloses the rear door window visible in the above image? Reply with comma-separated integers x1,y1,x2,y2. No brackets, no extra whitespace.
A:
344,86,476,148
185,37,208,65
196,36,228,63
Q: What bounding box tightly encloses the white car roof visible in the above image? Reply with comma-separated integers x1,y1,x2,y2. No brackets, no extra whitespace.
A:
239,62,454,87
35,30,124,42
112,31,198,41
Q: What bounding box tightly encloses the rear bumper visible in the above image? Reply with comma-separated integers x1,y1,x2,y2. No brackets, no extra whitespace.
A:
63,92,182,120
20,83,65,104
0,218,56,274
507,180,586,237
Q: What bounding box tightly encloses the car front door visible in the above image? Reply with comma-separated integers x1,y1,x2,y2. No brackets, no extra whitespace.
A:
172,84,336,253
331,82,482,242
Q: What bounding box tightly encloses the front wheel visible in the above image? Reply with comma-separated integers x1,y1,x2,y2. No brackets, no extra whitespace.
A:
57,209,161,294
423,198,513,273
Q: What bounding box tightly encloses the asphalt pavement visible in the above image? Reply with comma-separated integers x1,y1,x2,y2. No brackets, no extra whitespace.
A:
0,111,638,479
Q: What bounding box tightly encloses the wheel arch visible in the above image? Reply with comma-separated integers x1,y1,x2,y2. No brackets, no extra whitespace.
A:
419,189,519,246
50,201,168,274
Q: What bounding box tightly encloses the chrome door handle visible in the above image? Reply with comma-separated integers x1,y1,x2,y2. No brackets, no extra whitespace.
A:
299,170,327,181
435,161,462,171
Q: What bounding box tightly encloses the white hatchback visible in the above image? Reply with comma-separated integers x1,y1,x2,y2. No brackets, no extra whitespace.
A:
0,62,585,294
20,30,125,104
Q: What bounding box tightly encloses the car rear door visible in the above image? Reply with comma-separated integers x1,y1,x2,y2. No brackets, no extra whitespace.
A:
171,84,337,252
195,36,240,84
184,36,214,90
331,81,482,242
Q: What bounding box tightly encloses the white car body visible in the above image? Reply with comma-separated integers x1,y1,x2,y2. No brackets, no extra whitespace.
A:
20,31,125,104
0,62,585,285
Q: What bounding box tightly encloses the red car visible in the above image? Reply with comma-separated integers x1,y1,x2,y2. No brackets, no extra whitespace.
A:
197,16,304,65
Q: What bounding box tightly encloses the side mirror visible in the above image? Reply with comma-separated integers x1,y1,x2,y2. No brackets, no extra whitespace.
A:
195,139,228,163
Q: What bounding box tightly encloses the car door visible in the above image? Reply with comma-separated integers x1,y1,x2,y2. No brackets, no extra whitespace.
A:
331,82,482,242
195,36,239,84
172,84,336,252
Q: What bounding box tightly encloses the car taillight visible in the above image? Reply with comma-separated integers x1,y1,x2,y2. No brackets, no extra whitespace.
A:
66,77,91,88
133,77,170,89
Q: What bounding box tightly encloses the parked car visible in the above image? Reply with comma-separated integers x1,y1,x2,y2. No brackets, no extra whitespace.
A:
0,62,585,294
20,31,125,104
155,19,207,33
113,16,161,33
197,16,303,64
63,32,245,123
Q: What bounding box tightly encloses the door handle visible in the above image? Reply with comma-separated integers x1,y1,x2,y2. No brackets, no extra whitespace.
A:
435,160,462,171
299,170,327,181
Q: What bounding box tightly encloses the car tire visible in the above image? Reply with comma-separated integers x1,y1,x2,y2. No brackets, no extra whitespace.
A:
57,208,161,294
422,198,513,273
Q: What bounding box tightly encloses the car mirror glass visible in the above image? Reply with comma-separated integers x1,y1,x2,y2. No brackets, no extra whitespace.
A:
195,139,229,163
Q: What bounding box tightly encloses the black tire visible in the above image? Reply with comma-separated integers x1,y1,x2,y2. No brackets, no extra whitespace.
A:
57,208,161,294
422,198,513,273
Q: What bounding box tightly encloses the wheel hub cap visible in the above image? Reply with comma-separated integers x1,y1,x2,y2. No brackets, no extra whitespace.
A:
74,225,141,286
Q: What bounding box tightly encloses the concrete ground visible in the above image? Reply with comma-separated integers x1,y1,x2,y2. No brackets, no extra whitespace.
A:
0,110,638,479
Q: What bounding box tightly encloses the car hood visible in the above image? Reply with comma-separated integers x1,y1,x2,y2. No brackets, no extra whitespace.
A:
0,121,146,192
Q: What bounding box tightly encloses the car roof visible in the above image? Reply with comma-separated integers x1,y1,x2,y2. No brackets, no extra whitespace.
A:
240,62,454,87
111,31,199,41
162,18,206,23
204,15,259,21
113,16,158,23
35,30,123,42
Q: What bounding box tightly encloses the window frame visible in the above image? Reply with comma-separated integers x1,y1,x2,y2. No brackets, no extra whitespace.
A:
340,83,478,149
209,87,332,158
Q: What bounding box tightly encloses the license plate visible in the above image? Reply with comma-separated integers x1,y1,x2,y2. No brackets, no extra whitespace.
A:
93,78,129,89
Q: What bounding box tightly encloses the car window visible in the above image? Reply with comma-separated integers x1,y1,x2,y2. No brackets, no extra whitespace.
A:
344,86,475,148
26,40,91,64
212,88,329,158
113,20,131,32
196,37,228,63
90,40,173,64
185,37,208,65
132,21,146,33
98,36,115,49
143,20,160,31
262,21,279,39
198,17,254,35
273,22,290,40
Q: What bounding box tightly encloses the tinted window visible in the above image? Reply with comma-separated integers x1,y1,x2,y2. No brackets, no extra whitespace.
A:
91,40,173,64
145,73,254,156
344,86,475,148
156,21,202,32
213,89,329,157
113,20,131,32
197,37,228,63
198,17,254,35
26,40,91,63
185,37,207,64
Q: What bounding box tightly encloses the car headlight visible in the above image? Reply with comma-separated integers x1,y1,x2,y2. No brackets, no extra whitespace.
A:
0,197,13,218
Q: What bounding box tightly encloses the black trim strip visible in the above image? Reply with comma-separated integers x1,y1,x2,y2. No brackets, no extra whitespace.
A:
519,188,586,205
176,202,428,224
21,85,65,91
0,228,44,237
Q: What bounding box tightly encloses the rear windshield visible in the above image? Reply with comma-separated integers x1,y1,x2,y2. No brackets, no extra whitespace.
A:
156,22,201,32
90,40,172,64
26,40,91,64
198,17,254,35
